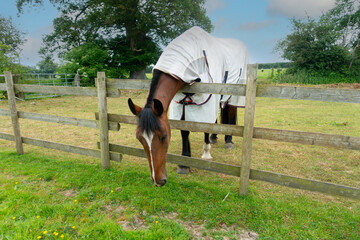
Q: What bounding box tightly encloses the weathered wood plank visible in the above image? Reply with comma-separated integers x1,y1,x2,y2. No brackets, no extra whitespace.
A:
0,83,6,91
250,169,360,200
98,142,360,200
5,72,24,155
0,132,122,162
101,142,241,177
257,85,360,104
1,130,358,200
0,109,119,131
0,108,10,116
107,78,246,96
12,84,120,98
98,113,360,150
95,113,244,136
97,72,110,169
254,127,360,150
239,64,258,195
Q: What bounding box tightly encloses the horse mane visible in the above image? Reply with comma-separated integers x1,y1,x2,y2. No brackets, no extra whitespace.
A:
138,69,162,134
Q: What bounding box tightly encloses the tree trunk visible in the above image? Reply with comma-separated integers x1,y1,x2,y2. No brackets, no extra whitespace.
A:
130,67,148,79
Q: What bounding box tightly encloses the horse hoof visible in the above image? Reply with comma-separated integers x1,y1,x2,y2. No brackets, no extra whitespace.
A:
225,142,234,149
201,155,213,160
177,166,190,174
210,138,217,144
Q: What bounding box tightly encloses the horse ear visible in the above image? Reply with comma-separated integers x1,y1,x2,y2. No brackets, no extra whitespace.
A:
152,99,164,116
128,98,142,116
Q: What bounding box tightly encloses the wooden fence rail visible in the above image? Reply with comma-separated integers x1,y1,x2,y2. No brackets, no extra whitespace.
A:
95,142,360,200
1,67,360,200
95,113,360,151
0,109,120,131
0,132,122,162
106,79,360,104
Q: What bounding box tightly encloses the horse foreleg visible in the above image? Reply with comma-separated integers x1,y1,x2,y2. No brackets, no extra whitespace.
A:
178,130,190,174
202,133,213,160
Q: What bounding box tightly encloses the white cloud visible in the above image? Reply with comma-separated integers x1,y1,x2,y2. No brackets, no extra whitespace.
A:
20,35,43,66
19,24,55,66
214,16,227,30
267,0,336,18
239,20,277,31
204,0,226,13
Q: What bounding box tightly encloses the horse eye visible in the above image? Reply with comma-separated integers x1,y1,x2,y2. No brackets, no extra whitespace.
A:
160,134,167,142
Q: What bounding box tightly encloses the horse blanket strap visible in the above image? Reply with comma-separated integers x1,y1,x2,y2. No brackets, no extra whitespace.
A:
176,93,212,106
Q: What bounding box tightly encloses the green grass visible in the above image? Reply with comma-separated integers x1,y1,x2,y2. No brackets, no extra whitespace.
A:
0,91,360,239
1,149,359,239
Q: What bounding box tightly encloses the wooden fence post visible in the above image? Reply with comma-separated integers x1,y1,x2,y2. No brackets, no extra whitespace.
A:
239,64,258,195
5,71,24,155
96,72,110,169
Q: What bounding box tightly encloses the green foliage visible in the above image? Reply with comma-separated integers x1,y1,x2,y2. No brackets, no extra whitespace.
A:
276,0,360,80
37,56,57,73
57,43,127,85
0,15,26,73
271,69,360,85
258,62,293,69
277,18,348,74
17,0,213,78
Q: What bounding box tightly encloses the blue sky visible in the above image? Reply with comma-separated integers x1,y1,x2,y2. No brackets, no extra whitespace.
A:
0,0,336,66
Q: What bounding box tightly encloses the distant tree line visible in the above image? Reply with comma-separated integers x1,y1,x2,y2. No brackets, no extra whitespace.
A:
258,62,293,69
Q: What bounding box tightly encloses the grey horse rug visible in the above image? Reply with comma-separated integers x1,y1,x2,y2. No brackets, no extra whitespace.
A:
153,26,249,123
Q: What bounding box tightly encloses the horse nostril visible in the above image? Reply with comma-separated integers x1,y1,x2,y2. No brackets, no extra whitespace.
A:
159,178,167,186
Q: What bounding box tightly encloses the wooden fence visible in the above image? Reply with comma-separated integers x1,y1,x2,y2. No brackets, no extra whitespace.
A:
1,67,360,200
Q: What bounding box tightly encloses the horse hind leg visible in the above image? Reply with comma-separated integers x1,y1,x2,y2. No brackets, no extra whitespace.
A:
223,105,237,149
201,133,213,160
177,130,190,174
210,120,218,144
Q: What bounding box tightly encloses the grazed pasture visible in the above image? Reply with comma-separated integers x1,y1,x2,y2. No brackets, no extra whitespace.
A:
0,90,359,239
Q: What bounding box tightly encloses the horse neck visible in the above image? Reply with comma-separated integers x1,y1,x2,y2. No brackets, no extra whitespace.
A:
152,73,185,113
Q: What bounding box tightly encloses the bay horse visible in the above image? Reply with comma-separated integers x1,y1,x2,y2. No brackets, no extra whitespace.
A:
128,26,248,186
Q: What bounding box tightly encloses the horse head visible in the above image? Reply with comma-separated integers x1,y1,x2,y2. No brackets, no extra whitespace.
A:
128,98,170,187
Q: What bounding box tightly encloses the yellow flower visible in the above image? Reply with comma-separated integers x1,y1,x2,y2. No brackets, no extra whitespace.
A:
37,236,41,239
54,232,59,236
111,190,114,193
36,216,40,219
74,199,78,202
60,234,64,238
72,226,75,229
155,221,159,224
43,231,47,234
15,182,18,184
12,217,15,220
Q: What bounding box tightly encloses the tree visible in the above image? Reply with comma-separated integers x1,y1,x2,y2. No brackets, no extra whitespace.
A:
37,56,57,73
326,0,360,70
57,42,126,85
276,17,348,74
0,15,26,72
17,0,213,79
276,0,360,75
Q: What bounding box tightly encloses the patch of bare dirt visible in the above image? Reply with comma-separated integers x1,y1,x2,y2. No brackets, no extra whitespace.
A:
118,215,147,231
58,189,77,198
165,212,258,240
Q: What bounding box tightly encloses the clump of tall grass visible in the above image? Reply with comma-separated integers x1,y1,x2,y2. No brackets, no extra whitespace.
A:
271,69,360,85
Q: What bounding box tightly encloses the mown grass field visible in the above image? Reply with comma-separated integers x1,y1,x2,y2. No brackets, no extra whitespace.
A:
0,90,360,239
